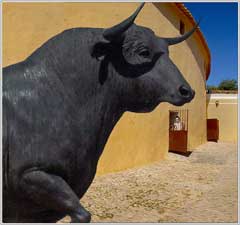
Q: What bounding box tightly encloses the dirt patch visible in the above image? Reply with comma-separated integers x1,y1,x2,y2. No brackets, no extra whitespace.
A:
58,142,238,223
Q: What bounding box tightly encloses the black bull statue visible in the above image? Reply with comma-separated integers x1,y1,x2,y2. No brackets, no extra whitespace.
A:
3,3,197,223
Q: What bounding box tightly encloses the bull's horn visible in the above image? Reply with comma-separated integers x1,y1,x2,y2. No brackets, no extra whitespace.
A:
165,21,200,45
103,2,145,41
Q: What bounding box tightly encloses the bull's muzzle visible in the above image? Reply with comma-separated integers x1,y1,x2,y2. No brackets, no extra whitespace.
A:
178,85,195,100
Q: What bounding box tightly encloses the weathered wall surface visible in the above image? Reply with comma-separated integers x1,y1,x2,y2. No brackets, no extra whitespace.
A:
207,94,238,143
3,2,208,175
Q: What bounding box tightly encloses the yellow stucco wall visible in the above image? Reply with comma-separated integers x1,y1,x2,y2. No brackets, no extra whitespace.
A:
3,2,208,175
207,94,238,143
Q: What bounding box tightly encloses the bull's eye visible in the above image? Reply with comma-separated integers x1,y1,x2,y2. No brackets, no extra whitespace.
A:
139,49,150,57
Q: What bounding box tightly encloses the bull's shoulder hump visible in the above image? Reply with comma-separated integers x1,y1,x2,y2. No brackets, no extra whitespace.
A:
3,61,25,75
3,61,30,89
61,27,103,33
57,27,104,42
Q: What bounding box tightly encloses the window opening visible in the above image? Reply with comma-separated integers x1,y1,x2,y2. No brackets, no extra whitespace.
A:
180,20,185,35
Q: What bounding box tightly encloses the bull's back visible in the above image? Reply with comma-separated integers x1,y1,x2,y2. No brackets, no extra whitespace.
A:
2,61,64,220
2,61,47,188
2,63,24,189
2,63,25,220
2,59,94,180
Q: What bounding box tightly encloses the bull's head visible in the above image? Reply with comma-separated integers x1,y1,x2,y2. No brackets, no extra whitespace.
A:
92,3,197,113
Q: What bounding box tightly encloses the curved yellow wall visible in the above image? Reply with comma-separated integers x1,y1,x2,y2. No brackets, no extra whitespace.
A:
3,2,208,175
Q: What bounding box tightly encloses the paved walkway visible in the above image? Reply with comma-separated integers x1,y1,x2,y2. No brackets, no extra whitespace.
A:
59,142,238,223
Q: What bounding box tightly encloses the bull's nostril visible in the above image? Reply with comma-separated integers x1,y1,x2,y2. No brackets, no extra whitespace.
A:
179,85,190,97
192,89,195,97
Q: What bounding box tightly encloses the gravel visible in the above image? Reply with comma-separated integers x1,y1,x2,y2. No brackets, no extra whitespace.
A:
58,142,238,223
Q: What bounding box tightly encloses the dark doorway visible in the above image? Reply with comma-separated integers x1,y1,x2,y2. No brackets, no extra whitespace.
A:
207,118,219,142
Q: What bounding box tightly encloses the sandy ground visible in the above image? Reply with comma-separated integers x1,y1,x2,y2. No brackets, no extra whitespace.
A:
58,142,238,223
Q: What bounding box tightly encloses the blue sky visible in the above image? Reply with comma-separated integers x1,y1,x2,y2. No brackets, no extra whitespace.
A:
184,2,238,86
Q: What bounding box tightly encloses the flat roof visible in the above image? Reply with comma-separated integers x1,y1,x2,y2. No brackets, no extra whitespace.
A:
207,94,238,100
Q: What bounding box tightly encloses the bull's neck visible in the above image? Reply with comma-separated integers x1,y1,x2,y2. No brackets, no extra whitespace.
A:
40,54,124,159
93,92,124,159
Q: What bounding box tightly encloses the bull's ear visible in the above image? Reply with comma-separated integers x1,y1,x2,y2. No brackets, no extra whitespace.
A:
91,42,111,61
